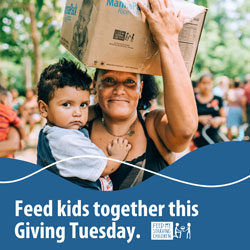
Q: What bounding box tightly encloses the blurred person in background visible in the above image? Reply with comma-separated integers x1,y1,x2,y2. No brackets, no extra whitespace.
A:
213,75,230,101
0,86,25,158
193,73,226,148
19,88,42,137
225,79,244,140
192,80,199,94
9,87,24,113
242,74,250,141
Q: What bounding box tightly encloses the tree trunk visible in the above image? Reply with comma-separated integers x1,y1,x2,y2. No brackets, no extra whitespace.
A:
27,3,42,85
24,56,32,90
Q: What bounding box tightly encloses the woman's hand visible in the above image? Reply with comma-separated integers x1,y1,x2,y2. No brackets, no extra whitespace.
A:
138,0,184,48
199,115,212,126
140,0,198,153
210,117,226,129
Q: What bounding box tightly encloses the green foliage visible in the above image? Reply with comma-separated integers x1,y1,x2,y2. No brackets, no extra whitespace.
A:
0,0,250,90
0,0,64,88
193,0,250,80
194,0,208,8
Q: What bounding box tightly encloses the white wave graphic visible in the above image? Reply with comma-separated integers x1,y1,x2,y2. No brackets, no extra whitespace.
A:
0,155,249,188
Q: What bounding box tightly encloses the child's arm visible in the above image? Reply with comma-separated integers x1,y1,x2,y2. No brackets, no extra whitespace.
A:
16,125,26,150
16,124,26,140
0,127,20,157
45,127,108,182
10,110,26,141
101,138,131,176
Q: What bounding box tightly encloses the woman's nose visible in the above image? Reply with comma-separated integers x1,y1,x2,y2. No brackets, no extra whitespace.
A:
112,82,125,95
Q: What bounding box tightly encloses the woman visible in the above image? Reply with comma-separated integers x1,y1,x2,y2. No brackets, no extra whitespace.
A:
19,88,41,136
87,0,198,189
193,73,226,148
1,0,197,189
226,80,244,140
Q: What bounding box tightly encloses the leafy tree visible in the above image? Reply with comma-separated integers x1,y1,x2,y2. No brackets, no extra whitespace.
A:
193,0,250,80
0,0,64,90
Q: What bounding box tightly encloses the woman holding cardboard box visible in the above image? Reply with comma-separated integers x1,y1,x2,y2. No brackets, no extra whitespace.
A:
0,0,197,189
87,0,198,189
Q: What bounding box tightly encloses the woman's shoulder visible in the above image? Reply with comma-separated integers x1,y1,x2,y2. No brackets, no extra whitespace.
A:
144,108,167,128
144,109,176,164
145,108,166,120
213,95,223,101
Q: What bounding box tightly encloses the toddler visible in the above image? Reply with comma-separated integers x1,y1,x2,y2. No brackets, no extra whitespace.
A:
37,59,131,191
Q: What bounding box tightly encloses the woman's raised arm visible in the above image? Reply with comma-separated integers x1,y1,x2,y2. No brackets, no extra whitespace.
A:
0,127,20,157
138,0,198,152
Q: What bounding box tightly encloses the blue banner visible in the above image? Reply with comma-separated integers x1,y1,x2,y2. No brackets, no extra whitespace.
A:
0,142,249,249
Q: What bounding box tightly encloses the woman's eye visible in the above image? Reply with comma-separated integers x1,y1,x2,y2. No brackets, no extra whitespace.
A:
124,79,137,87
62,103,70,107
102,77,116,86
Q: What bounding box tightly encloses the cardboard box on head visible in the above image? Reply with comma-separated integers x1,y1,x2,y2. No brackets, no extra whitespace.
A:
60,0,207,76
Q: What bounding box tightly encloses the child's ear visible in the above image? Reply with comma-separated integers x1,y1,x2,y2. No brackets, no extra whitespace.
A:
38,100,49,118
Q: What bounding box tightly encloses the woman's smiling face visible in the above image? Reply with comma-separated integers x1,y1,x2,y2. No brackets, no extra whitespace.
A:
95,70,143,119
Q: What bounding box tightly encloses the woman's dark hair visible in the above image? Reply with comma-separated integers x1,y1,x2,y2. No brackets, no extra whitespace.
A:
192,80,197,89
94,69,159,110
38,58,92,104
197,73,213,84
234,81,240,88
138,74,159,110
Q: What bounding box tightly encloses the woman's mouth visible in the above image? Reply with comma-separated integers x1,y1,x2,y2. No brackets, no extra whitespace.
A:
108,99,129,103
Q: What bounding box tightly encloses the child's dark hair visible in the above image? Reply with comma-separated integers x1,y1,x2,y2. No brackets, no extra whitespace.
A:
38,58,92,104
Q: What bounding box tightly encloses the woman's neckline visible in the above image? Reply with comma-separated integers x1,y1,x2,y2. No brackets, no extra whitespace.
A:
196,93,214,104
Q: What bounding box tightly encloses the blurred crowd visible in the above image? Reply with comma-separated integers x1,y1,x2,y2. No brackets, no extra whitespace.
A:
0,86,45,161
0,72,250,161
11,88,43,136
191,73,250,148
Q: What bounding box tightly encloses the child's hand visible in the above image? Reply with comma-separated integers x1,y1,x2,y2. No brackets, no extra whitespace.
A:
19,139,25,151
107,137,132,161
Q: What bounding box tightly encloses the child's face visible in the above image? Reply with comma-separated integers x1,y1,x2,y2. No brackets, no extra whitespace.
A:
41,87,90,129
0,92,13,107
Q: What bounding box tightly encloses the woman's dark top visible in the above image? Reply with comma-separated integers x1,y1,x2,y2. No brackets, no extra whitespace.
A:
193,95,223,147
88,111,169,190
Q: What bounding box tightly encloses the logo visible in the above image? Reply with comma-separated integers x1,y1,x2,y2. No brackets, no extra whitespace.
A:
64,3,78,16
174,222,191,239
113,30,135,42
151,222,173,240
151,222,191,240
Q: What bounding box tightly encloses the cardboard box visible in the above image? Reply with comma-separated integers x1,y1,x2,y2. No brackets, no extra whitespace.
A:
60,0,207,75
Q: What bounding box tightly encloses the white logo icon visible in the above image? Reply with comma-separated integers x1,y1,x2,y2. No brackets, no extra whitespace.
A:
174,223,191,239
